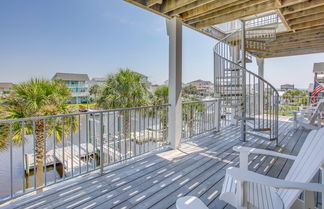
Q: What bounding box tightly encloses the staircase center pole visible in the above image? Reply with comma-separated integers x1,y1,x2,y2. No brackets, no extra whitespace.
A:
240,20,247,142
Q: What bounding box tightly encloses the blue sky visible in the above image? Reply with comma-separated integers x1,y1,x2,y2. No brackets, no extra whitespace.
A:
0,0,323,88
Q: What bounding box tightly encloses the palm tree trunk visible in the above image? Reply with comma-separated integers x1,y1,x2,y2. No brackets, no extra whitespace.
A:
123,111,130,155
189,107,193,137
35,120,45,193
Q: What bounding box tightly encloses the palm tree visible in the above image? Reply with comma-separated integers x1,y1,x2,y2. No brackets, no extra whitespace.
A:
96,69,150,153
153,85,168,140
89,84,101,102
0,79,77,192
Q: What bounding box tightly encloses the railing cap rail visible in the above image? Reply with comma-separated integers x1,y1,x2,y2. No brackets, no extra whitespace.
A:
0,104,171,123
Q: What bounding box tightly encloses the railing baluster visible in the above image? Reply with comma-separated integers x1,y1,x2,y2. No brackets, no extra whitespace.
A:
100,112,104,175
62,117,65,180
53,119,57,183
78,115,81,175
86,114,89,172
70,117,73,177
33,120,36,189
9,122,13,198
44,119,47,186
22,121,25,193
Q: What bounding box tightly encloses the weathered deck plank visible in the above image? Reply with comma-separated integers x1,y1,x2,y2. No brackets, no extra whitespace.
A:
2,118,310,209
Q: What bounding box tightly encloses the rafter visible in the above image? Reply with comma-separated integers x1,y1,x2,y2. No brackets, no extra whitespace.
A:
161,0,197,13
146,0,163,7
194,1,278,29
167,0,215,16
291,18,324,30
281,0,324,15
261,47,324,58
268,38,324,49
277,8,292,31
186,0,271,25
272,33,324,44
289,12,324,26
280,0,309,7
285,5,324,20
180,0,244,21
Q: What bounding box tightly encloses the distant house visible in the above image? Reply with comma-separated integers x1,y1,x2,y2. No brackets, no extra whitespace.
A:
91,77,106,87
0,82,14,97
52,73,90,104
186,79,214,95
280,84,294,91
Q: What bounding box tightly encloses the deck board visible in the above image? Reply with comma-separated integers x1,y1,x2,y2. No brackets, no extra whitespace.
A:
1,118,312,209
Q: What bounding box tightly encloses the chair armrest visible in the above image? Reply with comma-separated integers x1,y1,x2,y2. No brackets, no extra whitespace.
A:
233,146,297,160
227,167,324,193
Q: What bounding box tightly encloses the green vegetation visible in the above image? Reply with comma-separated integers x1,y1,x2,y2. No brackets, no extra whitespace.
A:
89,84,101,102
96,68,151,151
183,84,198,96
0,79,77,191
279,89,308,116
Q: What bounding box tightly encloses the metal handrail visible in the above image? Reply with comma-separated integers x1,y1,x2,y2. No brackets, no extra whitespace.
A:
213,23,279,142
0,104,170,202
0,104,171,123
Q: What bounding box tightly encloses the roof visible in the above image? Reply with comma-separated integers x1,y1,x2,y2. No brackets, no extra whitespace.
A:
0,82,14,88
188,79,213,85
91,77,106,82
53,73,90,81
280,84,294,86
134,72,148,79
125,0,324,58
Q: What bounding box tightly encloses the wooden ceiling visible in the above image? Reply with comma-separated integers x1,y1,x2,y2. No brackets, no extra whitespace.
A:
124,0,324,58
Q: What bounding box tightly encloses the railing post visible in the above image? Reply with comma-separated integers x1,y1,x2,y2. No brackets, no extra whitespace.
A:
100,112,104,175
166,17,182,149
215,99,221,132
240,20,247,142
257,57,264,115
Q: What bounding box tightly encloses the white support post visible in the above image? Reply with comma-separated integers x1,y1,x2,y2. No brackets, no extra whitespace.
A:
257,58,264,115
166,18,182,149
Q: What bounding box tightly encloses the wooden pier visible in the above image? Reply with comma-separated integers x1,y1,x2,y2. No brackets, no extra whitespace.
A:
24,143,95,175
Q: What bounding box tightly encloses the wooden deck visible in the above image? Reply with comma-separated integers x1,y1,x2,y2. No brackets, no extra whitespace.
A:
2,118,310,209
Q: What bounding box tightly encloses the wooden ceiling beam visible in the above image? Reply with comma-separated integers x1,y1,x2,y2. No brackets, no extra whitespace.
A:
161,0,198,13
285,5,324,20
146,0,163,7
281,0,324,15
268,37,324,49
194,1,278,29
180,0,243,21
261,47,324,58
276,25,324,38
291,18,324,30
185,0,263,24
277,8,292,30
280,0,309,7
273,33,324,44
167,0,215,16
289,12,324,26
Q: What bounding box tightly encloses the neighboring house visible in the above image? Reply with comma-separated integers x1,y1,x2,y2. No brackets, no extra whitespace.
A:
52,73,90,104
280,84,294,91
0,82,14,97
186,79,214,95
91,77,106,87
134,72,149,83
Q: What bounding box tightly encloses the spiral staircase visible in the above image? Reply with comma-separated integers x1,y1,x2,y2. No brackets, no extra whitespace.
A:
214,13,279,144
